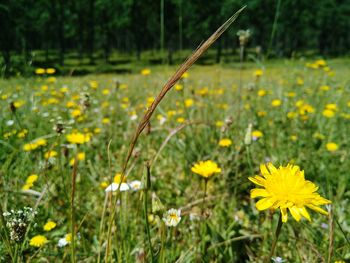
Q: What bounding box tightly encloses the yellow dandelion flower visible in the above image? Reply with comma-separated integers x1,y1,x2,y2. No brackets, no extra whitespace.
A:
94,128,101,134
287,92,296,97
251,130,263,139
249,163,331,222
191,160,221,178
114,173,126,184
271,99,282,107
326,142,338,152
47,77,56,83
30,235,48,247
325,104,337,111
257,89,267,97
257,111,267,117
100,181,109,189
176,117,185,123
46,68,56,74
89,80,98,89
141,68,151,76
296,78,304,85
69,152,86,166
322,109,335,118
36,138,47,147
175,84,183,91
184,99,194,107
66,132,91,144
44,150,57,159
35,68,45,75
254,69,263,77
181,72,189,79
215,121,224,128
22,183,33,190
219,138,232,147
315,59,326,67
65,233,72,242
26,174,38,184
102,118,110,124
71,109,82,118
13,100,25,109
43,221,57,231
320,85,330,91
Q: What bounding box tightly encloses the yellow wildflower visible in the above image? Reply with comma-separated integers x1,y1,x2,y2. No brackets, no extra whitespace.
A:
271,99,282,107
184,99,194,107
69,152,86,166
251,130,263,139
44,150,57,159
141,68,151,76
322,109,335,118
326,142,338,152
46,68,56,74
30,235,48,247
35,68,45,75
254,69,263,77
66,132,91,144
258,89,267,97
249,163,331,222
43,221,57,231
175,84,183,91
219,138,232,147
191,160,221,178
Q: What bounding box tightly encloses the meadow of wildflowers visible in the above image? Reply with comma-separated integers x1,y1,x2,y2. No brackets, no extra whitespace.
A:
0,58,350,262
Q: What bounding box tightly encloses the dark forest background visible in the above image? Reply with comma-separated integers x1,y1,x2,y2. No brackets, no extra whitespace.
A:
0,0,349,76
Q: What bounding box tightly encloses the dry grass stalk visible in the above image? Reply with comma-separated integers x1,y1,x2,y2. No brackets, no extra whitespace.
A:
121,6,246,174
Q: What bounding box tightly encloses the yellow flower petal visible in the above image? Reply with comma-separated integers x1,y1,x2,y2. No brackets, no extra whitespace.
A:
289,206,301,221
256,198,274,211
299,207,311,221
306,204,329,215
280,208,288,222
248,176,266,186
250,188,270,198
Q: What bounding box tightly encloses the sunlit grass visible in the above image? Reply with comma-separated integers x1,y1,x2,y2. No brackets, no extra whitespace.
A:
0,57,349,262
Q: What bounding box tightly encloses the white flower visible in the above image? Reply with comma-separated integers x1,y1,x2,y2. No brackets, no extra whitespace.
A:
129,180,142,191
6,120,14,126
130,114,138,121
158,116,167,125
58,237,68,247
162,208,181,227
105,182,130,193
272,257,285,263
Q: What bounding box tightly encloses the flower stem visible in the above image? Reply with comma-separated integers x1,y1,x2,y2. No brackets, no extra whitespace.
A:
265,213,283,263
144,163,154,262
70,149,79,263
201,179,208,215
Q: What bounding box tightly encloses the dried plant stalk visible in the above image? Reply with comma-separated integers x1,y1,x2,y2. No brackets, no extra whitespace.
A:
122,6,246,174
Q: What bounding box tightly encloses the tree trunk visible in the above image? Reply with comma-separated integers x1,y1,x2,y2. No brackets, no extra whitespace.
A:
88,0,95,64
58,0,65,66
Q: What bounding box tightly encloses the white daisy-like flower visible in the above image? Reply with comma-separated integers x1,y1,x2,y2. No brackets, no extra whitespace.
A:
272,257,285,263
162,208,181,227
129,180,142,191
6,120,14,126
130,114,138,121
58,237,68,247
105,182,130,193
158,116,167,125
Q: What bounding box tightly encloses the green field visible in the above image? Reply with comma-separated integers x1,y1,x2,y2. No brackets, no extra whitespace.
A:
0,58,350,262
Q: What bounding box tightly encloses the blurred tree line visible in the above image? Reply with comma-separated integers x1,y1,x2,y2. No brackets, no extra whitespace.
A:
0,0,349,75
